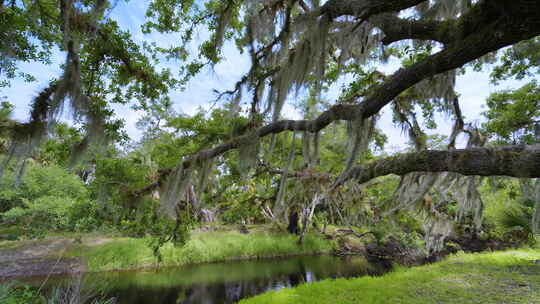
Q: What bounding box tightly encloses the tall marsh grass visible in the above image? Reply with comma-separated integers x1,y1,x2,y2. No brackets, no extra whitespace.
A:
82,231,335,272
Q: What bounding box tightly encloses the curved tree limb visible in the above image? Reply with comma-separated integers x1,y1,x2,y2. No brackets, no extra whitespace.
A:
372,1,497,45
336,146,540,186
136,0,540,197
321,0,428,20
178,4,540,168
372,14,450,45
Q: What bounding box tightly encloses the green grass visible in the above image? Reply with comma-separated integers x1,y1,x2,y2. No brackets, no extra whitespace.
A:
240,249,540,304
75,231,335,272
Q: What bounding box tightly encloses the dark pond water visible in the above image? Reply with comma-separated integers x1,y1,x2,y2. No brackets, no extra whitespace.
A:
29,255,386,304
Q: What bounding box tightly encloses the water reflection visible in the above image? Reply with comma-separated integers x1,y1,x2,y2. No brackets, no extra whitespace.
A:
37,255,386,304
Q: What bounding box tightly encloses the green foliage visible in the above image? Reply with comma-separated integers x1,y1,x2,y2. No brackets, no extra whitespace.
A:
492,37,540,82
90,153,152,221
0,282,115,304
498,204,533,235
143,0,244,79
369,213,425,250
219,181,269,224
0,101,13,121
39,124,85,166
3,196,73,231
0,164,88,212
0,0,59,87
145,209,194,264
80,19,180,107
143,108,244,168
1,0,539,269
1,197,101,235
481,179,535,244
0,101,15,152
93,154,151,191
0,164,100,235
483,81,540,144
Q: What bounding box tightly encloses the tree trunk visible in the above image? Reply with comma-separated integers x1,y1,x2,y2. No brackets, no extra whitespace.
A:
287,210,299,235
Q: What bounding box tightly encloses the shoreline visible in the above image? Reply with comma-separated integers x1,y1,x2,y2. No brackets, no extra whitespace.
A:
0,228,518,281
0,231,336,281
240,249,540,304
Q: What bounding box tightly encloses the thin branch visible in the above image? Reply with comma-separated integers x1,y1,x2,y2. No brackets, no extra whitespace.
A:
448,97,465,149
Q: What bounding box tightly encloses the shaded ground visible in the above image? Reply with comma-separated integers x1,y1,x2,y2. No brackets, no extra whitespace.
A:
0,236,113,280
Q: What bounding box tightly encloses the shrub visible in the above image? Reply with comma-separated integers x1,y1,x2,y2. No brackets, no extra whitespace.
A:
0,164,102,235
482,180,536,244
0,165,88,212
2,196,72,230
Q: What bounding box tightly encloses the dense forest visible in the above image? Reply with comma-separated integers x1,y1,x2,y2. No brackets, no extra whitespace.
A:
1,0,540,303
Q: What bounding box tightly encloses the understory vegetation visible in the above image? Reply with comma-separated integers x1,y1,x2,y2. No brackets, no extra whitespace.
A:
0,278,115,304
73,230,335,272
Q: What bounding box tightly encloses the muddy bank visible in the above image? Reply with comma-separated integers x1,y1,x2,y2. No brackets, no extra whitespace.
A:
0,237,113,280
0,257,84,279
342,233,519,267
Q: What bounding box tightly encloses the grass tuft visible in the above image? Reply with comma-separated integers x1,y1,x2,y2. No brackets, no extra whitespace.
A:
79,231,335,272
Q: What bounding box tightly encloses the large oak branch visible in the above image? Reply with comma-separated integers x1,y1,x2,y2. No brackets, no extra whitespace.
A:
372,1,498,45
138,0,540,196
339,146,540,185
176,6,533,156
372,14,450,45
178,8,540,170
321,0,427,19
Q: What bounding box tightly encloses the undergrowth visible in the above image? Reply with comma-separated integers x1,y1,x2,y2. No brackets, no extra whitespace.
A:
75,231,335,272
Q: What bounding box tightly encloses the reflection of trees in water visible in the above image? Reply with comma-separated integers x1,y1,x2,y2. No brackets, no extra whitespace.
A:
182,274,307,304
105,257,387,304
119,272,321,304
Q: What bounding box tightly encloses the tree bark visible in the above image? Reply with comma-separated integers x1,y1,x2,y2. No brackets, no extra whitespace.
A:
321,0,428,20
336,146,540,186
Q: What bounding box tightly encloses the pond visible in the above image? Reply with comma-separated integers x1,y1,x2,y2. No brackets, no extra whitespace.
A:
27,255,387,304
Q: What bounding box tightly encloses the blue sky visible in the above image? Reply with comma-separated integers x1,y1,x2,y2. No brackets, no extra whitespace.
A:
0,1,528,151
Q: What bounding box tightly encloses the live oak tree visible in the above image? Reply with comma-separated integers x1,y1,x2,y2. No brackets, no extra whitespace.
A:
141,0,540,239
2,0,540,243
0,0,179,178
